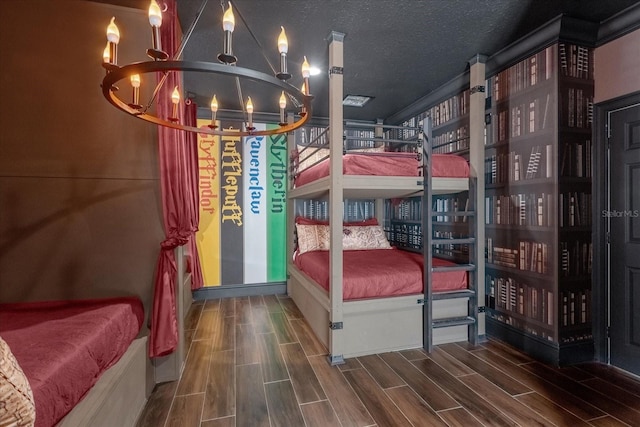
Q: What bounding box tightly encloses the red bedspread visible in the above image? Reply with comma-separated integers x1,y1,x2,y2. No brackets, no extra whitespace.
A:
294,248,467,300
295,152,469,187
0,297,144,427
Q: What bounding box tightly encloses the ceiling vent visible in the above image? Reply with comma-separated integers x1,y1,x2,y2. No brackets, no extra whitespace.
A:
343,95,373,107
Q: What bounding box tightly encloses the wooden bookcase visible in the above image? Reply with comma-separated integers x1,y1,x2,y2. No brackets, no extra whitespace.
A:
484,41,594,365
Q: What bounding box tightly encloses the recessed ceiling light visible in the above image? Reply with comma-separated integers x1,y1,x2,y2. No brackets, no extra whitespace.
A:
343,94,373,107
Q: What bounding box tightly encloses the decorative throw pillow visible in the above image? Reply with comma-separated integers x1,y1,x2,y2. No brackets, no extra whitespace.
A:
342,225,392,250
349,145,385,153
295,216,378,226
297,146,330,171
296,224,330,254
0,336,35,427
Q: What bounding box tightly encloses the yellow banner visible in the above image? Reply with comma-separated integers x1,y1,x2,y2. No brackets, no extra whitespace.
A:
196,119,221,286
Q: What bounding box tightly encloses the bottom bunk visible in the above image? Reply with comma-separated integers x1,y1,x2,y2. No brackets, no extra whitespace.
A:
288,247,473,360
0,297,149,427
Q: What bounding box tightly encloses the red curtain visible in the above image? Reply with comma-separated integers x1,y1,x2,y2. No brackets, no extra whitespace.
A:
149,0,204,358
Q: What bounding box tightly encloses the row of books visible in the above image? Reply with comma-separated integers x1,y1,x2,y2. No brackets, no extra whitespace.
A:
558,192,592,227
344,128,377,150
560,87,594,129
559,140,592,178
432,126,469,154
560,288,592,327
297,125,328,147
296,199,378,223
485,145,553,184
433,230,470,258
492,45,556,102
386,197,422,221
427,89,470,127
486,238,549,274
559,43,594,80
491,95,554,141
485,192,553,227
386,223,421,249
486,274,554,326
433,196,470,223
560,240,592,277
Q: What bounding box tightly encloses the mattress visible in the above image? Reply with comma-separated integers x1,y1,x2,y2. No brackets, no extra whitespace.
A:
294,152,469,187
0,297,144,427
294,248,467,300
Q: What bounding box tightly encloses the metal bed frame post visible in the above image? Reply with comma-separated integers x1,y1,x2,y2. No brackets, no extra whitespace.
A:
422,117,435,351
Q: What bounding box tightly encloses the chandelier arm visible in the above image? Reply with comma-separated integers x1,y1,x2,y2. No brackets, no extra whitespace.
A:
234,75,247,127
232,1,278,76
102,60,312,136
141,0,210,114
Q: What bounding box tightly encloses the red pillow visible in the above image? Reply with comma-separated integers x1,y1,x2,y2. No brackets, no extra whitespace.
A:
295,216,378,226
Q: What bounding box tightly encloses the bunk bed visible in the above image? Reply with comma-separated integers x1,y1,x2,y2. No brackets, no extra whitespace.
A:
0,246,193,426
286,32,482,363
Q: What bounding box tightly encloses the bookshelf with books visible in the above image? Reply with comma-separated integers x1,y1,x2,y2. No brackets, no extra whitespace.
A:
484,39,594,365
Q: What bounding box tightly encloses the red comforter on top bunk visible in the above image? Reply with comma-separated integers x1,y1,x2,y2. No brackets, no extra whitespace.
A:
0,297,144,427
295,152,470,187
294,248,467,300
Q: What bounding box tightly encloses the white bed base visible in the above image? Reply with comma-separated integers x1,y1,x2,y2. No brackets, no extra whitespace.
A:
288,263,469,360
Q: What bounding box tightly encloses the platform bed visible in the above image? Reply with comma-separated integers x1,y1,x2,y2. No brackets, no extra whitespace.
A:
58,336,150,427
289,263,469,360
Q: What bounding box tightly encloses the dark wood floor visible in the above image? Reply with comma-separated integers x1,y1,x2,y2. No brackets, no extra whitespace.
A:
136,295,640,427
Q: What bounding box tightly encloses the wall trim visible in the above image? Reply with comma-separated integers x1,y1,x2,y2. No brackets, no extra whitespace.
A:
193,281,287,300
597,2,640,46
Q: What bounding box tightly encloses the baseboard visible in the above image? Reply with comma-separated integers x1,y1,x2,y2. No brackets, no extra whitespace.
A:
193,282,286,300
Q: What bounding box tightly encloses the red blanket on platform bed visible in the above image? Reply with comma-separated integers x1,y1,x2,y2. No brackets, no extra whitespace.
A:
0,297,144,427
294,248,467,300
295,152,469,187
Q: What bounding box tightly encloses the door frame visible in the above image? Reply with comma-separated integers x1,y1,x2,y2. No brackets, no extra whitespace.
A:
593,91,640,364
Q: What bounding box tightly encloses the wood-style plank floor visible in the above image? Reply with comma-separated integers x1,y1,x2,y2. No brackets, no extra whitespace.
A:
136,295,640,427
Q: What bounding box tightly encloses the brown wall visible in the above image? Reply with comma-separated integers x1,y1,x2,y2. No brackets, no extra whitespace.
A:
594,28,640,103
0,1,163,317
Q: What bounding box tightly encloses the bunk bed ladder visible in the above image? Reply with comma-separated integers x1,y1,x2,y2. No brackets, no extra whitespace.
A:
422,118,479,353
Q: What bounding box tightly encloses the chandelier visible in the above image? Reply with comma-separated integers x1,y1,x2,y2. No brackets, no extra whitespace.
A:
100,0,313,137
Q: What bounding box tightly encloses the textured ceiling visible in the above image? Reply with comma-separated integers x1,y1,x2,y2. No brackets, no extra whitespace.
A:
94,0,640,122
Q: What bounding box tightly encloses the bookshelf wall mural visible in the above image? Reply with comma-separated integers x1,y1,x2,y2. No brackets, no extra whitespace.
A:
484,41,595,363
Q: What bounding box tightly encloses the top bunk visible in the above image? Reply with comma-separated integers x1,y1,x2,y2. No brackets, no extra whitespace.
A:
288,120,471,200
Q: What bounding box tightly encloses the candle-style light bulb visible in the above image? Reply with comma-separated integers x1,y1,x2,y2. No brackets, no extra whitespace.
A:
131,74,141,88
130,74,141,108
218,2,237,64
278,26,288,54
147,0,167,58
223,2,235,32
209,95,218,129
301,56,310,79
279,92,287,110
246,96,254,130
106,17,120,44
102,42,110,63
105,17,120,65
279,91,287,125
148,0,162,27
301,56,311,95
276,26,291,80
170,86,180,121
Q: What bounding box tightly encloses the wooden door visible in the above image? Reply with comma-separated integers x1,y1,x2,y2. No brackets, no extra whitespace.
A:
608,102,640,376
